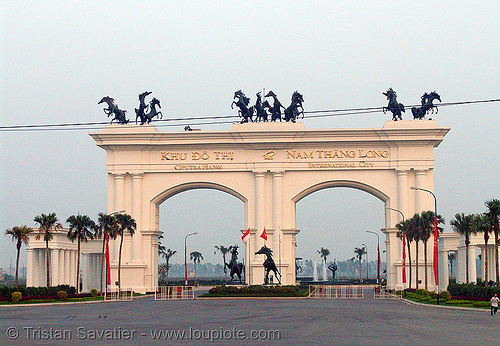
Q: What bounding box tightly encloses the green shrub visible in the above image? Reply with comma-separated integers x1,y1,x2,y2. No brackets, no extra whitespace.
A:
429,291,437,299
11,292,22,303
90,289,98,298
57,291,68,301
416,289,429,297
440,291,451,301
472,301,490,308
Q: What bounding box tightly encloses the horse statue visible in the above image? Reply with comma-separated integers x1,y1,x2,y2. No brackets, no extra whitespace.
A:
141,97,163,124
255,245,281,284
328,260,338,281
135,91,151,124
225,245,244,284
98,96,129,124
231,90,255,123
382,88,405,121
283,91,304,123
411,91,441,119
254,92,269,122
265,91,284,122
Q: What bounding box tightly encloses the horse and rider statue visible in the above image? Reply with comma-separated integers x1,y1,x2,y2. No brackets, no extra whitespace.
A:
99,92,163,125
224,245,244,284
383,88,441,121
232,90,304,124
255,245,281,285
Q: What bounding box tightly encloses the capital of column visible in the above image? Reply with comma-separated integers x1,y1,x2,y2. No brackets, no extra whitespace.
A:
131,173,144,179
271,170,284,177
396,170,409,176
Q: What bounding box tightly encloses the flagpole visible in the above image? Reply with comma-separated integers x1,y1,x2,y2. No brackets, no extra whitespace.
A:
278,227,281,285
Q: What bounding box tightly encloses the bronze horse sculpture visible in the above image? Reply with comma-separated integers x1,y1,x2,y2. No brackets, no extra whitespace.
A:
99,96,129,124
411,91,441,119
283,91,304,123
382,88,405,121
264,90,284,122
225,245,244,284
135,91,163,125
231,90,255,123
255,245,281,284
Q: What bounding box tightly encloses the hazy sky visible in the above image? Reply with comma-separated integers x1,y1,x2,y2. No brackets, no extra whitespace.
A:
1,1,499,270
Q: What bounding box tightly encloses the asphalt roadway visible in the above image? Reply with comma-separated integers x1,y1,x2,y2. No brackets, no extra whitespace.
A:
0,289,497,345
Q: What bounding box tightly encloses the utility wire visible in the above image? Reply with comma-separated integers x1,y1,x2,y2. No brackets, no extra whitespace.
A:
1,98,499,132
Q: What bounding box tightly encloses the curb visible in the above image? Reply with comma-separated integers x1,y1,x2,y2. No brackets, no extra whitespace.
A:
401,298,488,312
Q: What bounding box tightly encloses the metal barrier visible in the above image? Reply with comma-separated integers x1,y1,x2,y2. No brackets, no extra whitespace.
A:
155,286,195,300
373,286,402,300
309,285,364,299
104,287,133,301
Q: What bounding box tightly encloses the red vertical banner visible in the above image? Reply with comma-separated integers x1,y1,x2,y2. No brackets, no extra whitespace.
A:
105,232,111,286
433,214,439,289
377,244,381,281
402,231,407,285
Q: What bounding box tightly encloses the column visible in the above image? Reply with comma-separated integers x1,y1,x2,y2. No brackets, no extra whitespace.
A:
394,170,408,289
272,171,284,270
52,249,60,286
469,245,477,283
397,170,409,221
39,250,46,287
131,173,143,263
414,170,428,213
254,172,266,250
27,249,34,287
82,254,89,292
113,174,126,263
438,249,449,291
64,250,70,284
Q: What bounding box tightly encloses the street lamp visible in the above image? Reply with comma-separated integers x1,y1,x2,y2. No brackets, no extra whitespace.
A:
184,232,197,286
366,231,380,284
411,186,440,305
386,207,407,291
362,243,368,281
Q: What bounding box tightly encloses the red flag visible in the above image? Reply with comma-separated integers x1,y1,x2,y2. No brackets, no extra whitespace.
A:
402,231,407,285
105,232,111,286
433,214,439,289
377,243,381,281
242,228,250,243
260,228,267,241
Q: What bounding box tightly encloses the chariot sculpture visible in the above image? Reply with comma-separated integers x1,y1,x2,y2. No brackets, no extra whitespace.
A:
411,91,441,119
99,96,129,124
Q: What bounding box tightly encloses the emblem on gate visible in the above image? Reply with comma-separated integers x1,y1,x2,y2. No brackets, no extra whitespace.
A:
263,150,276,160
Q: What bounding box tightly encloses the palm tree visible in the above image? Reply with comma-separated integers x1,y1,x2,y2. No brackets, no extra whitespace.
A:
34,213,62,287
317,247,330,278
214,245,233,282
354,247,366,281
66,214,95,292
486,199,500,286
5,225,33,286
159,248,177,284
96,213,118,294
418,211,445,290
396,219,414,289
448,252,456,279
115,213,136,292
450,213,476,283
190,251,203,284
406,214,423,289
474,213,492,286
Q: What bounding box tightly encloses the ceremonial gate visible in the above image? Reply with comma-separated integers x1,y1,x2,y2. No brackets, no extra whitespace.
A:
90,120,449,293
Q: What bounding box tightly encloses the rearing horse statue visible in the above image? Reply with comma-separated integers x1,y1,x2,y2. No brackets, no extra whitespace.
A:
231,90,255,123
382,88,405,121
255,245,281,284
411,91,441,119
225,245,244,284
283,91,304,123
98,96,129,124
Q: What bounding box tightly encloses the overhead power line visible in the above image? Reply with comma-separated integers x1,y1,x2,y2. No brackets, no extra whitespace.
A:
0,98,499,133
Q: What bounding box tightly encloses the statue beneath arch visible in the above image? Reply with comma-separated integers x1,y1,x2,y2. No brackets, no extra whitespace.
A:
225,245,244,284
255,245,281,284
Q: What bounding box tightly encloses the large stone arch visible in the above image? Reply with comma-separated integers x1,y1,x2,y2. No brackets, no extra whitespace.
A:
90,120,449,292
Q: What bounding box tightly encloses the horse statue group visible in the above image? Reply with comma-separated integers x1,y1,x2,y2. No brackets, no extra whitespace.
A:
383,88,441,121
232,90,304,124
99,91,163,125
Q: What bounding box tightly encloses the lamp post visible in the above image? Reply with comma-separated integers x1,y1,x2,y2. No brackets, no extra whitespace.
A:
367,231,380,284
411,186,439,305
362,243,368,281
386,207,407,291
184,232,197,286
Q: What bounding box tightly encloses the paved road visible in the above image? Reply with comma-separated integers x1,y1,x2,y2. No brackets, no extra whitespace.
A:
0,289,496,345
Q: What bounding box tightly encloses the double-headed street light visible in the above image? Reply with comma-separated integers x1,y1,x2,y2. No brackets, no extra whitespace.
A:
411,186,440,305
386,207,406,290
362,243,368,281
184,232,198,286
366,231,380,284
